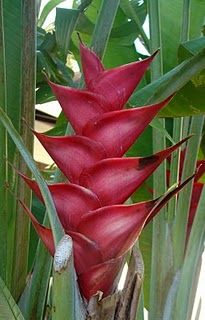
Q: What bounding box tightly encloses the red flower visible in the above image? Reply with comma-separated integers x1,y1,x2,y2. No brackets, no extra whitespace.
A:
20,43,193,300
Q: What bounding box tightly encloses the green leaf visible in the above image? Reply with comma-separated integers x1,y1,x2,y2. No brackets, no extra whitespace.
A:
120,0,149,50
36,84,55,105
19,237,52,320
150,119,175,144
172,115,204,271
90,0,121,58
103,38,139,68
130,49,205,117
38,0,65,27
159,0,184,72
0,0,35,299
127,126,153,157
189,0,205,38
179,37,205,59
11,0,36,299
0,276,24,320
55,8,80,58
28,196,46,271
0,107,64,245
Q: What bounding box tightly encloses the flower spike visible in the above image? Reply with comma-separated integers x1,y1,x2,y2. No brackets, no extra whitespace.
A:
21,42,195,300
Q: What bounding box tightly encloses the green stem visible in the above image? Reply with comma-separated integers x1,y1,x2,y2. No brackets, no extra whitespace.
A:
148,0,162,79
19,241,52,320
166,119,183,222
181,0,191,42
172,115,204,271
148,1,175,319
172,185,205,320
0,0,7,282
11,0,36,299
167,0,191,222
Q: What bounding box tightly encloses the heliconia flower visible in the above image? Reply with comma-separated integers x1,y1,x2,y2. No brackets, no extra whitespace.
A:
20,42,194,300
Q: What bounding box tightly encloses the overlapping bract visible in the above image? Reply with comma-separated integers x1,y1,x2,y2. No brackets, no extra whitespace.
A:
21,43,193,300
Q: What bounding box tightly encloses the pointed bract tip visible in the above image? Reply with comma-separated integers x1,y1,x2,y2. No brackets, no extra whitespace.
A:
19,199,55,255
144,49,160,64
77,32,83,44
41,69,50,82
152,48,160,57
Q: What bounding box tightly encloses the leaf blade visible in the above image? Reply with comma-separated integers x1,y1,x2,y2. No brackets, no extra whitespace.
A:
0,276,25,320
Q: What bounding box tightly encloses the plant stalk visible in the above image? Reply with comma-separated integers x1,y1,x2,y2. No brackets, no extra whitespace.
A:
0,0,7,283
148,1,175,319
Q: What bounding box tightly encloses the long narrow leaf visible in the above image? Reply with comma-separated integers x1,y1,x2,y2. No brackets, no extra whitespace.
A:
148,2,172,320
11,0,36,299
172,115,204,270
130,49,205,117
0,108,64,245
19,239,52,320
90,0,121,59
0,276,24,320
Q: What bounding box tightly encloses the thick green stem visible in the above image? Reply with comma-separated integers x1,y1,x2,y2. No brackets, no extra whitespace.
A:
181,0,191,42
11,0,36,300
172,115,204,270
0,0,7,282
167,0,191,222
172,185,205,320
166,119,183,221
148,1,175,319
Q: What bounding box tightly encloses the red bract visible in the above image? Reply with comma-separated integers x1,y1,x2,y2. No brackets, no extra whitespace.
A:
184,160,205,236
21,43,194,300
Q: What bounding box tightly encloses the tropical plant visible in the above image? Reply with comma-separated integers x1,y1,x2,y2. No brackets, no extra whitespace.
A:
0,0,205,319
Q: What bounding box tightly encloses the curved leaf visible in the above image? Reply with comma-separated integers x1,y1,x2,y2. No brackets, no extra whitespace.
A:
130,48,205,117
